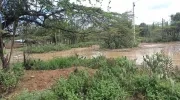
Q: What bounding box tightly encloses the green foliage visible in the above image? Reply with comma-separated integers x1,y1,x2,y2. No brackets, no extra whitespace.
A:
52,71,90,100
25,42,96,53
51,58,133,100
143,52,173,78
12,63,24,79
70,42,96,48
15,57,180,100
0,70,18,93
88,78,127,100
139,23,150,37
132,75,180,100
25,57,79,70
24,56,109,70
85,56,107,69
101,12,135,49
0,63,24,96
140,13,180,43
26,44,70,53
15,90,58,100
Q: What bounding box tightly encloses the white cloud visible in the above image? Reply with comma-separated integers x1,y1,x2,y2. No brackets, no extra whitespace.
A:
107,0,180,24
71,0,180,25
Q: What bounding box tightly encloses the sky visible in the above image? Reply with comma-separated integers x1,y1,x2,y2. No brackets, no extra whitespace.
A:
72,0,180,25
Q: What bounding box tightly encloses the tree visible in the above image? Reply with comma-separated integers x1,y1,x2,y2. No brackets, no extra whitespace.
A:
139,23,150,37
161,12,180,41
0,0,107,69
101,12,134,49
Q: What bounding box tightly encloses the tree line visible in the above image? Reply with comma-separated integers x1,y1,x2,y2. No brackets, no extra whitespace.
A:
138,13,180,42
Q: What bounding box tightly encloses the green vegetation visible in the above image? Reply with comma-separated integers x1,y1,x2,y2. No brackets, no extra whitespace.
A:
1,0,180,99
14,90,58,100
23,11,135,54
99,12,135,49
0,63,24,97
12,54,180,100
138,13,180,43
24,56,107,70
24,42,96,53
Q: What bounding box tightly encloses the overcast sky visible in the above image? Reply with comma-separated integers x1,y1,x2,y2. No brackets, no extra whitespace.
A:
72,0,180,25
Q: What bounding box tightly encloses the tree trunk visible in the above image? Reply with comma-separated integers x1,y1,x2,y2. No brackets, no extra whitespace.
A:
54,33,57,45
0,18,8,69
7,20,18,65
0,35,6,69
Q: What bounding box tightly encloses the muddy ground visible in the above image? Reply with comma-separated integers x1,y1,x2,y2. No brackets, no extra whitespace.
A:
8,42,180,66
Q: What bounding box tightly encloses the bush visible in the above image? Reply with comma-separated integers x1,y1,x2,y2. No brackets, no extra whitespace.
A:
13,63,24,78
0,70,18,93
85,56,107,69
132,75,180,100
143,52,174,78
52,71,90,100
88,77,128,100
0,63,24,96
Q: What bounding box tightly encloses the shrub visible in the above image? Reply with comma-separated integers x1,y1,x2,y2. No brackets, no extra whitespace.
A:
132,75,180,100
12,63,24,78
0,63,24,95
0,70,18,93
88,77,128,100
52,71,91,100
143,52,173,78
86,56,107,69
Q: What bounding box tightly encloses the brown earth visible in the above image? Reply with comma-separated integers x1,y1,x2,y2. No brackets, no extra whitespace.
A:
6,67,96,99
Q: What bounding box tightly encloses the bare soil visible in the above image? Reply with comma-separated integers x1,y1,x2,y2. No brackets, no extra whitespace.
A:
6,67,96,99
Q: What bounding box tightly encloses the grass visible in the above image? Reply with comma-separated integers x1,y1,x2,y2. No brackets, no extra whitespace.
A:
24,56,107,70
24,42,97,53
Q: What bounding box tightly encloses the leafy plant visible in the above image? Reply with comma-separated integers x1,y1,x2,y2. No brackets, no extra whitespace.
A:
143,52,173,78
